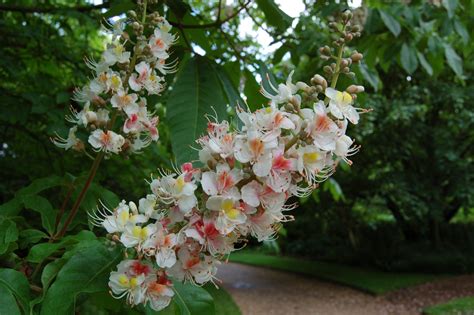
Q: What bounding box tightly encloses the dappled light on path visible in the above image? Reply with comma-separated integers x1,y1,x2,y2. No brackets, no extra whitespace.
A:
218,263,474,315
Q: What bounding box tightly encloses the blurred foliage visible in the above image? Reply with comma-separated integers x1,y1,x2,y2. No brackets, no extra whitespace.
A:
281,0,474,270
1,0,474,313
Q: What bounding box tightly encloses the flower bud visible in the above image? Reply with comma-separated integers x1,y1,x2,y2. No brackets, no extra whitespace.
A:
132,22,140,30
284,103,294,112
92,96,106,106
345,33,353,42
346,85,365,94
351,52,363,63
340,59,349,68
323,65,333,74
351,25,361,32
86,111,97,123
127,10,137,19
311,74,328,89
341,11,353,21
73,140,85,152
121,33,130,44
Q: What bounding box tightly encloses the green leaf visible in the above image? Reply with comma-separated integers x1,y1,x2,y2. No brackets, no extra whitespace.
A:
417,52,433,76
273,45,289,64
442,0,458,18
42,258,68,291
243,69,266,111
357,62,380,91
22,195,55,234
173,282,215,315
103,0,135,18
40,243,121,315
55,91,70,104
19,229,47,248
378,9,401,37
256,0,292,32
27,230,96,263
167,56,228,165
323,178,345,202
453,19,469,44
212,63,245,109
16,175,63,197
0,269,31,314
444,44,463,77
0,217,18,255
400,43,418,74
0,284,21,315
0,198,23,217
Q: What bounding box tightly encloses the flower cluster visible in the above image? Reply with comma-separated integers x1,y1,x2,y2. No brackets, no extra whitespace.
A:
91,9,368,313
53,10,177,156
95,70,366,311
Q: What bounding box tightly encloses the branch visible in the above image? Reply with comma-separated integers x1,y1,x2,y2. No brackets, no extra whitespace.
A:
0,3,109,14
168,0,251,29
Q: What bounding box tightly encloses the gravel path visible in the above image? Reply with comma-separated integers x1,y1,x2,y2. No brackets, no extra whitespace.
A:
217,263,474,315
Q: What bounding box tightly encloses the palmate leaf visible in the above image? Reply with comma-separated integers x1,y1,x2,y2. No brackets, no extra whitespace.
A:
166,56,228,165
40,242,121,315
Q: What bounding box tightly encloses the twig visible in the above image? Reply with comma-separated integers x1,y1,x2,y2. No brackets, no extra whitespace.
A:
0,3,109,13
167,0,251,29
53,182,75,235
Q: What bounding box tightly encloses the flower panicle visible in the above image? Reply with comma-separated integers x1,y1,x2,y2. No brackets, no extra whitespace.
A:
97,9,368,313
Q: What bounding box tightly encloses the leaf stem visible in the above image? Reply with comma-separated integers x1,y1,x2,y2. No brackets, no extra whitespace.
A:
53,182,75,234
54,152,104,239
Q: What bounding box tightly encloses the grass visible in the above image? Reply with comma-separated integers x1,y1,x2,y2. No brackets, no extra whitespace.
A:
204,284,241,315
424,296,474,315
230,252,442,295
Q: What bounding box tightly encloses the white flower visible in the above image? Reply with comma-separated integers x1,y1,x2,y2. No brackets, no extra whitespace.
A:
111,89,139,116
88,129,125,154
234,129,276,177
144,274,174,311
168,246,219,285
302,101,339,151
109,260,152,305
325,87,359,124
265,148,297,193
260,70,307,105
52,126,81,150
138,194,158,218
142,223,177,268
296,145,333,184
184,216,236,256
120,222,157,248
149,28,176,59
206,196,246,234
201,163,242,196
103,43,131,66
150,174,197,215
129,62,164,94
101,201,147,233
197,120,235,161
241,180,286,212
255,106,295,137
